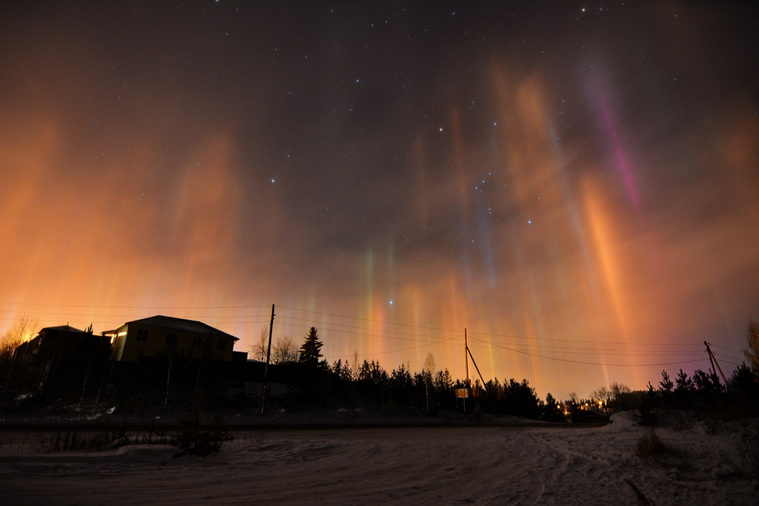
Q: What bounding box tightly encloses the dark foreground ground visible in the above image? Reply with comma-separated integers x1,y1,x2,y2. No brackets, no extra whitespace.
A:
0,411,757,505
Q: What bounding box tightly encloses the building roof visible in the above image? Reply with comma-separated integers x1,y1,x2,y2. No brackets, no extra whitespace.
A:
119,315,238,341
39,325,88,335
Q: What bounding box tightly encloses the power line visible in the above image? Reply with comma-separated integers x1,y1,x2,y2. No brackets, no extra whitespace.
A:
275,314,460,344
464,329,702,348
466,338,703,358
0,302,272,310
276,305,459,334
472,338,707,368
322,335,462,361
0,301,723,370
0,300,734,354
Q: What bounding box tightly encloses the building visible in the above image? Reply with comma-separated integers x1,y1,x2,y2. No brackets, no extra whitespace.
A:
15,324,110,362
12,325,111,391
104,315,239,362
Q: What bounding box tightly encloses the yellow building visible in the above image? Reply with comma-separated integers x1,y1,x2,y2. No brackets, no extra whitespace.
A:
104,315,238,362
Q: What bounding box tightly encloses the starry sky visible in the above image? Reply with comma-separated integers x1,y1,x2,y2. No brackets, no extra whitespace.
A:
2,1,758,399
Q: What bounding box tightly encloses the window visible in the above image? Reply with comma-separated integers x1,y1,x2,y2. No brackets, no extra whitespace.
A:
136,329,149,342
217,340,226,351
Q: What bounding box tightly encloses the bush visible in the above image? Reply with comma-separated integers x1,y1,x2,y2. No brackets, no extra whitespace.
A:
636,430,684,459
176,411,232,456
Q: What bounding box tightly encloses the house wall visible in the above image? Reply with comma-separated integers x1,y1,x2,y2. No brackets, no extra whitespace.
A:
112,323,235,362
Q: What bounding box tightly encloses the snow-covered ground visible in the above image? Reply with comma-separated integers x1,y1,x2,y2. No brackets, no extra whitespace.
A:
0,411,756,505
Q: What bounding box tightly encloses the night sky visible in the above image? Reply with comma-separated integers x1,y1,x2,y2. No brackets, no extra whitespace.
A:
2,1,758,399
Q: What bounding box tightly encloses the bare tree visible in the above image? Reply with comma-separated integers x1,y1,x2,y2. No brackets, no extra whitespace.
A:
251,327,269,362
590,386,611,406
591,382,630,413
1,314,40,346
745,320,759,372
423,352,436,377
1,315,40,383
272,336,298,364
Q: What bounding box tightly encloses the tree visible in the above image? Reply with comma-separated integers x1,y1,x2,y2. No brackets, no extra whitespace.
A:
433,369,454,392
421,352,436,413
298,327,323,366
423,352,436,378
1,315,40,386
610,382,631,397
273,336,298,364
744,320,759,372
331,359,353,383
674,369,694,393
251,327,269,362
591,386,611,406
658,370,673,392
543,393,564,422
728,363,758,395
1,314,40,348
693,369,721,394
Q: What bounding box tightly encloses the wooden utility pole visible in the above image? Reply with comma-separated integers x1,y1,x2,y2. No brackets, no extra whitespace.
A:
260,304,275,415
464,328,469,385
466,345,488,390
704,341,728,387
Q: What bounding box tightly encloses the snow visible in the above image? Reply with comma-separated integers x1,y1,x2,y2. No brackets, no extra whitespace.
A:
0,411,756,504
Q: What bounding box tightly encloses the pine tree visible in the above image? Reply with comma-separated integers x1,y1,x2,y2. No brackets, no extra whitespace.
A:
674,369,693,393
298,327,323,366
659,370,674,392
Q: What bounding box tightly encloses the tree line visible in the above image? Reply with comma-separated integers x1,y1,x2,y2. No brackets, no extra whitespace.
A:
1,318,758,423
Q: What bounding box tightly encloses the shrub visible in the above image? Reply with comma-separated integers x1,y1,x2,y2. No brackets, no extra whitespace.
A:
636,430,684,459
176,411,232,456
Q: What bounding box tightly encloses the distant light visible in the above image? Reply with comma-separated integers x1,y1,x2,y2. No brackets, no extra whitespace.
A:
527,219,533,225
271,178,276,184
389,300,394,305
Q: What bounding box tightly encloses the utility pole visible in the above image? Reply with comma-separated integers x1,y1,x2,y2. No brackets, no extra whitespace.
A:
464,337,495,412
260,304,275,415
704,341,728,387
464,328,469,386
466,345,488,391
456,328,470,413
